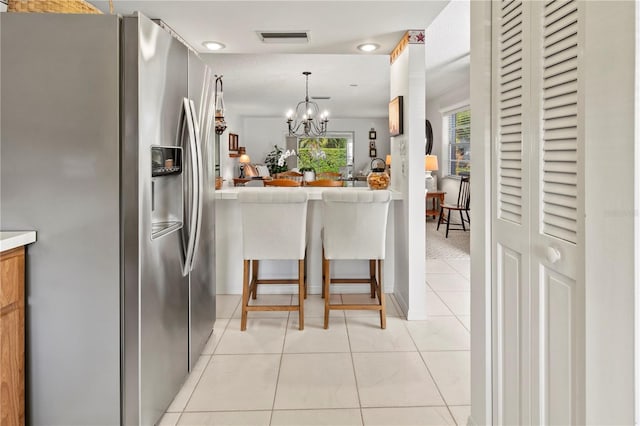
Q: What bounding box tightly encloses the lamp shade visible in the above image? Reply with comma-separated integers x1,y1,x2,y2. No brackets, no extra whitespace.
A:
239,154,251,164
385,154,391,166
424,155,438,171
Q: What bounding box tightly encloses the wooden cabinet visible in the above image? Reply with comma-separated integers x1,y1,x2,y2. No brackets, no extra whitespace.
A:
1,246,25,426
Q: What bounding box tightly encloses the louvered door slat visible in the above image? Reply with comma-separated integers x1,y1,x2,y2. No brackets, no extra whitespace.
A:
543,171,577,185
541,0,579,244
498,0,524,224
543,57,578,79
544,192,578,210
544,204,577,221
543,104,577,120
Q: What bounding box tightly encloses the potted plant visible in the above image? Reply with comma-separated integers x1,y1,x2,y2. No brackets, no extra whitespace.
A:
264,145,289,175
299,166,316,182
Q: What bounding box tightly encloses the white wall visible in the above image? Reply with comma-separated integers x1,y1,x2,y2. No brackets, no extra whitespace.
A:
389,41,428,319
220,116,389,175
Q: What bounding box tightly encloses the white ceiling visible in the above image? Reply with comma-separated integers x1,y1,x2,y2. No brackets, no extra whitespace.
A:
91,0,469,119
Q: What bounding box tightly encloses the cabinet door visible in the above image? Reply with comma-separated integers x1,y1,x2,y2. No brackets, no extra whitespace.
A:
1,247,25,426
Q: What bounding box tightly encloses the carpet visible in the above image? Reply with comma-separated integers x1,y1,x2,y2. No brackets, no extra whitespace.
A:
426,218,470,259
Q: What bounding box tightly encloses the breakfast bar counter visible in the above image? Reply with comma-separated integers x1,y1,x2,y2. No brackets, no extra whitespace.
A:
215,187,401,295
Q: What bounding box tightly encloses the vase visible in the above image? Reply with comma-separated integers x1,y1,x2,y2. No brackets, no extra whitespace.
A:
303,171,315,182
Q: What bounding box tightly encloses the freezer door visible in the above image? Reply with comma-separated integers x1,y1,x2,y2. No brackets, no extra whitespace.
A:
187,52,216,370
121,14,189,426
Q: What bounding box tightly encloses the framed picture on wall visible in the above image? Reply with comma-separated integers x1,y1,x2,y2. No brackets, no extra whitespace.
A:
389,96,403,137
228,133,239,156
369,129,377,140
369,148,377,158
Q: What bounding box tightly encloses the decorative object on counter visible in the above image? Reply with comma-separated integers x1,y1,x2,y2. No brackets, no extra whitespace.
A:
389,96,403,136
7,0,105,13
286,72,329,137
424,154,438,191
367,158,390,190
228,133,239,156
215,176,223,190
214,75,227,135
238,153,251,178
264,145,289,175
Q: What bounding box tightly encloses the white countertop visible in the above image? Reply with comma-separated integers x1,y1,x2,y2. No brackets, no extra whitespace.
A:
0,231,37,252
215,186,403,200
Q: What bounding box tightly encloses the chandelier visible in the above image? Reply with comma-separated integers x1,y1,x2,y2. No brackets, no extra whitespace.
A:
214,75,227,135
286,72,329,137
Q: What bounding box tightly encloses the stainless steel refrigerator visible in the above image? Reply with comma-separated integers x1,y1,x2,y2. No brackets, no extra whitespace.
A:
0,12,216,425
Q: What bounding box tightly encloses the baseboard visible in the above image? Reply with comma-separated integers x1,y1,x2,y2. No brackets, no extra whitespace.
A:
393,291,409,316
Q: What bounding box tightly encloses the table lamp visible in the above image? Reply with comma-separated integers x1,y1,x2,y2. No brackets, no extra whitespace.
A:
425,154,438,191
238,153,251,178
385,154,391,172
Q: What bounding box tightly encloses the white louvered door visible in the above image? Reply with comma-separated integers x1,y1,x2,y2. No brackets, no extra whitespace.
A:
491,1,584,424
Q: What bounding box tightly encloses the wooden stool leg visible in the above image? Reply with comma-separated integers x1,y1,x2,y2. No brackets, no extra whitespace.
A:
321,247,326,298
323,255,331,329
298,259,305,330
369,259,376,298
241,259,250,331
251,260,259,299
304,251,308,299
378,260,386,329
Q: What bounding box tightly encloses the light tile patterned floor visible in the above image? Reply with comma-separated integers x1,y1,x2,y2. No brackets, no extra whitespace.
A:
161,229,471,426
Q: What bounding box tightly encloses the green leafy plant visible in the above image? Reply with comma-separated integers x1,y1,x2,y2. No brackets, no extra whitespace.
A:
264,145,288,175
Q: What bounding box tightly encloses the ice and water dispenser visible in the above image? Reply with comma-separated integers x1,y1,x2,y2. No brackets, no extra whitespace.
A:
151,146,183,238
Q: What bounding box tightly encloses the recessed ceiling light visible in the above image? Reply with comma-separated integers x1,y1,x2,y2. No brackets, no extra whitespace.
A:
203,41,226,51
357,43,380,52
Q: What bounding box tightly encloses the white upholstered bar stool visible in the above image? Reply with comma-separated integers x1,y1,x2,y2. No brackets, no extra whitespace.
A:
238,189,309,330
321,190,391,329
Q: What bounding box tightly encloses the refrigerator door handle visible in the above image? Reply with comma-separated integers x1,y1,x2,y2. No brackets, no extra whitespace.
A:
181,97,199,276
188,98,204,272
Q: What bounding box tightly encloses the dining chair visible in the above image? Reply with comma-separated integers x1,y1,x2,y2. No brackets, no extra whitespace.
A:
275,170,304,183
238,190,309,330
263,179,302,187
320,190,391,329
305,179,343,187
316,171,341,180
437,176,470,238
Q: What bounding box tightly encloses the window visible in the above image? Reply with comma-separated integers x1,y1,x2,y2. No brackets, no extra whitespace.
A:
446,109,470,176
297,132,353,173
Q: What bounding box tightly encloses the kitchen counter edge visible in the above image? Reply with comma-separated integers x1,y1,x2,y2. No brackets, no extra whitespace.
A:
214,187,403,200
0,231,37,252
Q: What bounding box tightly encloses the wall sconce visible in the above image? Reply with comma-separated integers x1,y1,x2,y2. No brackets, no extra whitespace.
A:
214,75,227,135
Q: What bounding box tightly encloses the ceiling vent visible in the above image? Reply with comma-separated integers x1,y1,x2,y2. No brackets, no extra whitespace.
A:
311,96,331,100
257,31,310,43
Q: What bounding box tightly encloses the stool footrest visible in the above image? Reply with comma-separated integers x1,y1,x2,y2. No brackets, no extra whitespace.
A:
245,305,299,312
328,304,382,311
330,278,375,284
254,279,301,284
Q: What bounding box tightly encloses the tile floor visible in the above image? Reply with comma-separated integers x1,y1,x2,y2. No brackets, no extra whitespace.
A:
160,258,470,426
